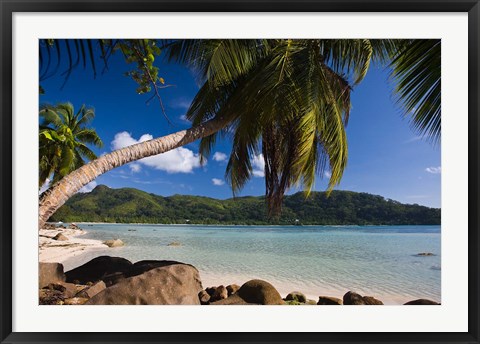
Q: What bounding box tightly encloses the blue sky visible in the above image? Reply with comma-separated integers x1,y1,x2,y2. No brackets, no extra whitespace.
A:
40,43,441,208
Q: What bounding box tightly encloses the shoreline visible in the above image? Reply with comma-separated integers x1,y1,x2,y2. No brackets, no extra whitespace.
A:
39,226,108,264
39,224,440,305
59,253,424,304
75,221,439,228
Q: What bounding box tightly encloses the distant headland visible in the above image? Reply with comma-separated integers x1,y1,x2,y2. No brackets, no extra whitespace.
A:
49,185,441,226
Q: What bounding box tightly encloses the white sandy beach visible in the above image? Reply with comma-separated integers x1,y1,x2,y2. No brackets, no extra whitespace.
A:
38,224,437,305
39,226,108,264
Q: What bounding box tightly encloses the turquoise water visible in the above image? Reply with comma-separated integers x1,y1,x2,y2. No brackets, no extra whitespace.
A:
65,224,441,304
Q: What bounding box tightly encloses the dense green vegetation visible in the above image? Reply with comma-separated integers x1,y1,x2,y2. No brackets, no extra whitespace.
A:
49,185,440,225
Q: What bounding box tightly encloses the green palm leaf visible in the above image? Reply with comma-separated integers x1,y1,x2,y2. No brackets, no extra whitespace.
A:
389,39,441,143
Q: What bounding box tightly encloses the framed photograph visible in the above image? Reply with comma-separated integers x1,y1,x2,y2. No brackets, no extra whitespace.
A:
1,1,479,343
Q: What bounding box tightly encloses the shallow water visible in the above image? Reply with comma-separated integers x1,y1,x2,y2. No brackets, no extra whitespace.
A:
64,224,441,304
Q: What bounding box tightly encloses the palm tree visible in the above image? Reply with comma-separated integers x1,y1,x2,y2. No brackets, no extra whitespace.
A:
39,103,103,190
38,39,440,227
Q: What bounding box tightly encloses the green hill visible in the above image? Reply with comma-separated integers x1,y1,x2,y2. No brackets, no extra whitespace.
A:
49,185,441,225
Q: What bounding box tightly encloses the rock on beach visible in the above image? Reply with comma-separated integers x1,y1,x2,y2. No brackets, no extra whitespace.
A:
343,291,383,305
86,263,203,305
103,239,125,248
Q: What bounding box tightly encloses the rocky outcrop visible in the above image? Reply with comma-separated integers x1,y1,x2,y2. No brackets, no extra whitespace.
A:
65,256,133,285
317,296,343,305
167,241,182,247
285,291,307,303
39,262,66,288
343,291,383,305
211,279,284,305
404,299,440,305
416,252,435,256
86,263,203,305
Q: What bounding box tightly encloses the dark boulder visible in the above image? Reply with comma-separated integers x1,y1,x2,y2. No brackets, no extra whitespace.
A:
210,285,228,302
39,262,66,288
65,256,133,285
285,291,307,303
404,299,440,305
212,279,284,305
362,296,384,305
205,286,217,297
343,291,365,305
317,296,343,305
86,263,203,305
343,291,383,305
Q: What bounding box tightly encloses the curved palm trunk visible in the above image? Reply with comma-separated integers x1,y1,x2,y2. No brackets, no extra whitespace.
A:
38,116,228,229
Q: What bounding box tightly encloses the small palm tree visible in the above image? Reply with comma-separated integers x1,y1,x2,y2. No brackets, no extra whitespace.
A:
39,103,103,189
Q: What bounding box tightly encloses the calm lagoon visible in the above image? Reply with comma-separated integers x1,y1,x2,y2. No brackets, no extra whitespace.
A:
63,224,441,304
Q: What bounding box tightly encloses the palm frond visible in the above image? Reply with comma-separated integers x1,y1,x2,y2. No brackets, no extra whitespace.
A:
75,129,103,147
320,39,374,85
163,39,270,87
389,39,441,143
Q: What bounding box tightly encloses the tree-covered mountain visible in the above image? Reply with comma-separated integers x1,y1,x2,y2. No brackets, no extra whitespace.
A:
49,185,441,225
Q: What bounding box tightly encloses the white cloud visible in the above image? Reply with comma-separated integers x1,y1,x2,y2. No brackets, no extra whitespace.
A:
170,97,192,110
324,171,332,178
111,131,202,174
425,166,441,174
251,153,265,177
78,181,97,193
213,152,227,162
404,136,422,144
212,178,225,186
129,163,142,173
111,131,152,150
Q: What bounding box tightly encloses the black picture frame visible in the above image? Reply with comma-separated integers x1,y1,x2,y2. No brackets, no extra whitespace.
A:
1,1,479,343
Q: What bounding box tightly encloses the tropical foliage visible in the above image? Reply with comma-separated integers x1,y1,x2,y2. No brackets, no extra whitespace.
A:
39,103,103,188
38,39,441,227
164,39,401,216
50,185,441,225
